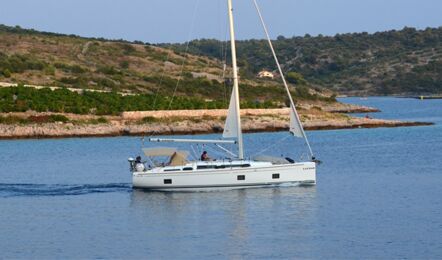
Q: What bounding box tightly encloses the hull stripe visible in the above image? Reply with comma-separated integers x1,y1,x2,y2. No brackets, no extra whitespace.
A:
133,180,315,190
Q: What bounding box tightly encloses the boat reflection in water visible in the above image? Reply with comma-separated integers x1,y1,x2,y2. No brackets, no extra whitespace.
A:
129,185,317,258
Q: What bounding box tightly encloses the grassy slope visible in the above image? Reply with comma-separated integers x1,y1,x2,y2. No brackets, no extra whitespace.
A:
0,24,228,98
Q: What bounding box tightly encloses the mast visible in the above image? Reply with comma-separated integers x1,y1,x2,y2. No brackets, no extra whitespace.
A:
227,0,244,160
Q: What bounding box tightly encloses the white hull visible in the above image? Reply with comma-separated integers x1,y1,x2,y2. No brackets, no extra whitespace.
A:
133,162,316,191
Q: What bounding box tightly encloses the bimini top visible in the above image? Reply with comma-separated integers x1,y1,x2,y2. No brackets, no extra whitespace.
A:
143,147,189,166
143,147,181,157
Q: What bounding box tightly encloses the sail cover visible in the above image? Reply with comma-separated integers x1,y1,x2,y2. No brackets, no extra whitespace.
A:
289,105,303,138
223,90,239,138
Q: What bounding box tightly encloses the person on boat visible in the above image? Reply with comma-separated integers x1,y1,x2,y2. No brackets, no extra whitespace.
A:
134,156,145,172
135,156,142,164
201,151,211,161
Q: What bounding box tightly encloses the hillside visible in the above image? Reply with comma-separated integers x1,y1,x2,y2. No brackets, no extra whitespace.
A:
0,24,334,111
163,26,442,95
0,25,433,138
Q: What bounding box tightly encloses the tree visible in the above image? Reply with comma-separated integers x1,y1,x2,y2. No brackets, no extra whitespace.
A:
277,35,286,41
286,72,307,85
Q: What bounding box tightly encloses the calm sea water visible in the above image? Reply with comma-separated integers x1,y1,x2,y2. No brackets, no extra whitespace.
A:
0,97,441,259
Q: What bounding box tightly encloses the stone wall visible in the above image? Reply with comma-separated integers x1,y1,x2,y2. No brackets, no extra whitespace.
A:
121,108,291,120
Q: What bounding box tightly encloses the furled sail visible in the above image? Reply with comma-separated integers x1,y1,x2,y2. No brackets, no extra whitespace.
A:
289,105,303,138
223,90,239,138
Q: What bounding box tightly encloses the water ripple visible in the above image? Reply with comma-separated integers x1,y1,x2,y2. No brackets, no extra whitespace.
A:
0,183,132,197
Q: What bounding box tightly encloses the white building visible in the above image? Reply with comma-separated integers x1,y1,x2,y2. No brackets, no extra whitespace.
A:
257,70,274,79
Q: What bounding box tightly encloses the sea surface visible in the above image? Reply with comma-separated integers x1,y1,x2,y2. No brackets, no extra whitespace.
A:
0,97,441,259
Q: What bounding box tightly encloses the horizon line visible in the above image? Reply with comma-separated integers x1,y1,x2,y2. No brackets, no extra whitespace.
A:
2,23,441,45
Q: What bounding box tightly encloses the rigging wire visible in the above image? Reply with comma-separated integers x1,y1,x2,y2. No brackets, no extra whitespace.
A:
167,0,201,110
252,0,315,159
221,33,230,106
205,144,229,158
190,144,199,161
151,51,171,110
218,0,230,106
250,134,292,157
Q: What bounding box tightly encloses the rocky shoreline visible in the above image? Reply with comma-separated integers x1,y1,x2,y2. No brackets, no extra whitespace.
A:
0,102,433,140
0,119,432,140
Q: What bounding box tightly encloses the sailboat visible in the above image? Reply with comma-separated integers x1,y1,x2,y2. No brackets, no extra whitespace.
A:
128,0,316,191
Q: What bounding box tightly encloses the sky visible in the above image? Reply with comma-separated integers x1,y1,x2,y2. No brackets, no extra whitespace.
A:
1,0,442,43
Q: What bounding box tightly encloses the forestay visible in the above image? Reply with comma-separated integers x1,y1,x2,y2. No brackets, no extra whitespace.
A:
252,0,314,158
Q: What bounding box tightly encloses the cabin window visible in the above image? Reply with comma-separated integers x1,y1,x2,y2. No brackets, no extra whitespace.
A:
237,175,245,181
164,168,180,172
197,165,215,170
183,167,193,171
198,164,251,170
230,164,251,168
164,179,172,184
272,174,280,179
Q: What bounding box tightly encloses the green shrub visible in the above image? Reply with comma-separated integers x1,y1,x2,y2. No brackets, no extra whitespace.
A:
70,65,87,74
286,72,307,85
96,78,117,89
97,66,120,75
294,86,318,101
182,72,193,78
119,43,136,55
87,117,109,124
59,76,88,87
49,114,69,122
44,65,55,75
96,117,108,123
54,63,88,74
140,116,158,123
0,54,46,73
0,115,28,124
2,68,11,78
119,60,129,69
27,114,69,123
